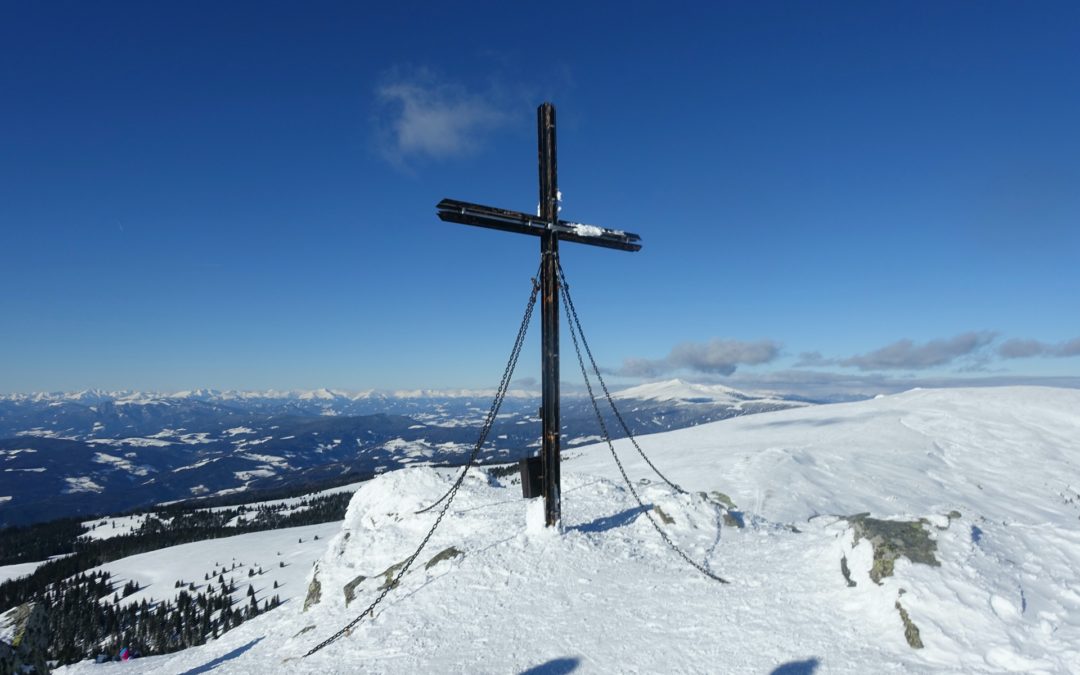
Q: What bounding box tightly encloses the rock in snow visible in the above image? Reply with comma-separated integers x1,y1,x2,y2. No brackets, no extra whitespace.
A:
1,602,50,675
56,386,1080,673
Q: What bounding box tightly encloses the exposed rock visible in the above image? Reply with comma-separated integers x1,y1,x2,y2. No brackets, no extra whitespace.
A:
895,601,924,648
303,565,322,611
425,546,464,570
693,490,746,528
698,490,736,510
0,602,50,674
377,560,407,591
652,505,675,525
343,574,367,606
840,556,856,587
293,625,317,638
847,514,940,584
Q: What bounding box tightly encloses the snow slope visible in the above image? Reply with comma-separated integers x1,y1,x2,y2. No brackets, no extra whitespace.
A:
574,385,1079,526
56,386,1080,674
87,522,341,612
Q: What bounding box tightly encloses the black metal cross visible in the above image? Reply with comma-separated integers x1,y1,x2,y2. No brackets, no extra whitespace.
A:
437,103,641,527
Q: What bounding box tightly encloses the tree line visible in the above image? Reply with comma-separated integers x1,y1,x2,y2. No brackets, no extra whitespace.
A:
44,569,281,665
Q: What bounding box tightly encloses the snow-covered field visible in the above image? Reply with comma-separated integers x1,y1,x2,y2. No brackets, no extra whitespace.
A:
87,522,341,612
1,560,49,584
55,386,1080,674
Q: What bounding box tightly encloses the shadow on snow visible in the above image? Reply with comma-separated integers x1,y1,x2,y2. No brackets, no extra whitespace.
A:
771,658,821,674
178,637,264,675
569,505,649,533
519,657,581,675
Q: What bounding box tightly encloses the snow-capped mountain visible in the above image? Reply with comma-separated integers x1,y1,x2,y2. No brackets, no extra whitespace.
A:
612,377,798,405
35,385,1080,673
0,387,539,406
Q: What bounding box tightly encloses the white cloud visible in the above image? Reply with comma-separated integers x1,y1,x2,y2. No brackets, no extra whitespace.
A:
613,338,781,377
375,72,511,166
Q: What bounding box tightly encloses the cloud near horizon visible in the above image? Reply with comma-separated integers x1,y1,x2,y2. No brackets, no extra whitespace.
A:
838,331,997,371
998,336,1080,359
375,71,512,166
721,369,1080,400
612,338,781,378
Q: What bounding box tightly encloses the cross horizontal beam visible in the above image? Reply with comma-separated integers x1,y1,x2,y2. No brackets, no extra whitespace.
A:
436,198,642,252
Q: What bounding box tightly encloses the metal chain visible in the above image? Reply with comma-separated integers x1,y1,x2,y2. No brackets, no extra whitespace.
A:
304,271,540,658
557,260,685,494
558,265,728,585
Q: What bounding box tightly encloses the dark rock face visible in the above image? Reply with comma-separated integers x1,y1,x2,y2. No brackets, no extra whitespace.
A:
847,514,940,584
302,566,322,612
895,601,924,649
0,602,50,674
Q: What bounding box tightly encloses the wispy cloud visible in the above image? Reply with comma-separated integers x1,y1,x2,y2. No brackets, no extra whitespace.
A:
838,331,996,371
998,336,1080,359
723,369,1080,401
793,351,835,368
374,71,513,167
611,338,781,378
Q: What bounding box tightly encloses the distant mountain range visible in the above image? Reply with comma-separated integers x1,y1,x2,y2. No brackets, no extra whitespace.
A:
0,380,809,527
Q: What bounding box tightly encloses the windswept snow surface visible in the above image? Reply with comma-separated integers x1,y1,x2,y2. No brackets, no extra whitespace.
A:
57,387,1080,674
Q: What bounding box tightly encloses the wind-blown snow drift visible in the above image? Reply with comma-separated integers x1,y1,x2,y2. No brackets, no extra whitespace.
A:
58,386,1080,674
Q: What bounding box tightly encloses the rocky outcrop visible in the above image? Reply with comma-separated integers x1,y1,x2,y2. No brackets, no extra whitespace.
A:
895,600,924,649
846,514,940,584
424,546,464,570
838,514,948,650
0,602,50,674
303,564,322,612
342,574,367,606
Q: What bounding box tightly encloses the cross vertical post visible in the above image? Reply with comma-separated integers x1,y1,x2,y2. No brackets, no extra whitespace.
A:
435,102,641,529
538,103,561,527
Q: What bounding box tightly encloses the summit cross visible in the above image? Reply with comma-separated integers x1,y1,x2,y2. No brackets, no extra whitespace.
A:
436,102,642,527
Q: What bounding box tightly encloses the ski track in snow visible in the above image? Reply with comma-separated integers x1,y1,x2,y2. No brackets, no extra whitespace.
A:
53,386,1080,674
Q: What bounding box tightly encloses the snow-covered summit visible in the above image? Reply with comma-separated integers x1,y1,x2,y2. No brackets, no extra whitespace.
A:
612,377,800,406
297,388,349,401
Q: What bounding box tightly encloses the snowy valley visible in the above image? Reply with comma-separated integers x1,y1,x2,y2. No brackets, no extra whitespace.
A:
0,381,804,527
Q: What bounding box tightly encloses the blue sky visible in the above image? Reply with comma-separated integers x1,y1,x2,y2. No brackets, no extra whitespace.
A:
2,1,1078,396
